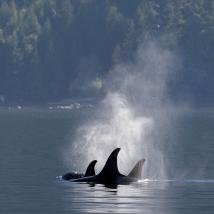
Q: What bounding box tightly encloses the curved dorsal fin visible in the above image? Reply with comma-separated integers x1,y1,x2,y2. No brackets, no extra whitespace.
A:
84,160,97,177
128,158,145,179
97,148,121,178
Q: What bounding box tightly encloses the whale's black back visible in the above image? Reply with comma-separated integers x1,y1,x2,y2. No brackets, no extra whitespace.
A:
97,148,123,181
84,160,97,177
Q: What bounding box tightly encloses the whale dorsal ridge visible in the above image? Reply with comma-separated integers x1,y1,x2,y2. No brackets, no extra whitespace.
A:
97,148,121,178
84,160,97,177
128,158,145,179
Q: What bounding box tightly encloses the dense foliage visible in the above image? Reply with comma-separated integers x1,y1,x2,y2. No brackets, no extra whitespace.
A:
0,0,213,105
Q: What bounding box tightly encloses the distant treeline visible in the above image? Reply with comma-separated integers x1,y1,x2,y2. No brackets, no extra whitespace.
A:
0,0,213,105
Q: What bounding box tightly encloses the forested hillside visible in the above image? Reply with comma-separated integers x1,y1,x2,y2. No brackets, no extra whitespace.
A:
0,0,213,105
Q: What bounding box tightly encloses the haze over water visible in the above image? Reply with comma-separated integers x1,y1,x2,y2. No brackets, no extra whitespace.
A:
0,107,214,214
1,1,214,213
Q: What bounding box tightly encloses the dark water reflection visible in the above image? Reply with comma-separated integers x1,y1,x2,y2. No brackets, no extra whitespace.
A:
60,180,214,214
0,108,214,213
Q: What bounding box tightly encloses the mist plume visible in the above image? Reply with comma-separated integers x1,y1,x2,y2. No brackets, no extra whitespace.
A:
65,41,179,178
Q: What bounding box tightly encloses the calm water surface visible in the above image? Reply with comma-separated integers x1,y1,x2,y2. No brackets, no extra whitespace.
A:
0,107,214,214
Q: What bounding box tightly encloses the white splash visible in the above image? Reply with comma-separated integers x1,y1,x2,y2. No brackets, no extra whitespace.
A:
64,41,178,179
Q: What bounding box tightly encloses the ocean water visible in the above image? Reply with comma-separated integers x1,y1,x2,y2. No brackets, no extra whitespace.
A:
0,107,214,214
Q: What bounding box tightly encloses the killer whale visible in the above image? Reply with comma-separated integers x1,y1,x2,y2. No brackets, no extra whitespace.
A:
71,148,145,185
62,160,97,180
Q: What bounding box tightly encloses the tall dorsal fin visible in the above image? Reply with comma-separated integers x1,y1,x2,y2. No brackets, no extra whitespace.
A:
128,158,145,179
97,148,121,178
84,160,97,177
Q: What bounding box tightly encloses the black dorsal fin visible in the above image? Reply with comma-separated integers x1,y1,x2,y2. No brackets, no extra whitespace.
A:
84,160,97,177
128,158,145,179
97,148,121,178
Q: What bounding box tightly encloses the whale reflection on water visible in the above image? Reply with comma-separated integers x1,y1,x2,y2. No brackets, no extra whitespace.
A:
61,178,214,214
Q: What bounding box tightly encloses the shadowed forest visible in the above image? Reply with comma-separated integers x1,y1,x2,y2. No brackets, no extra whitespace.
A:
0,0,213,105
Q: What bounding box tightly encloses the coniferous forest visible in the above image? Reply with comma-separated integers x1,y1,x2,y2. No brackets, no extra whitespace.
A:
0,0,213,105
